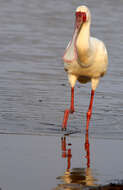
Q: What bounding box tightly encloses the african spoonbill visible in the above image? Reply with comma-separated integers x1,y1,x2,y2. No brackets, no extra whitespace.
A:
62,5,108,131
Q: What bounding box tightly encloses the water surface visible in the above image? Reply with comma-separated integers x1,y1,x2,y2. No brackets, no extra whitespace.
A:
0,134,123,190
0,0,123,137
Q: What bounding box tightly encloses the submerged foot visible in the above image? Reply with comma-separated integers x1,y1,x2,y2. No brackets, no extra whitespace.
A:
70,108,75,114
62,109,70,130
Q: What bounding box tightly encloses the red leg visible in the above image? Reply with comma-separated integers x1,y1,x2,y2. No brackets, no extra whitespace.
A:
86,90,95,131
62,87,75,130
62,109,70,130
85,131,90,168
70,87,75,113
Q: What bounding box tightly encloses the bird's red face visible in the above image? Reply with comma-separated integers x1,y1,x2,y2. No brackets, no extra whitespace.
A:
63,10,87,63
75,11,87,29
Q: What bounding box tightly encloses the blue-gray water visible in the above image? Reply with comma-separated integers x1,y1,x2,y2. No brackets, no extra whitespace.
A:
0,0,123,137
0,0,123,189
0,135,123,190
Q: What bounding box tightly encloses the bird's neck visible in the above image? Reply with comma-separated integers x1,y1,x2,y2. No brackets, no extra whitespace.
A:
76,22,91,64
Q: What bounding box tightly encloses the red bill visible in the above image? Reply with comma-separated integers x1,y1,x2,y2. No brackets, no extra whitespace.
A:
63,11,87,63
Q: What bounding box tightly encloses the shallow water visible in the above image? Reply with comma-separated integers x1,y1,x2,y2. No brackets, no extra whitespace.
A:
0,134,123,190
0,0,123,187
0,0,123,138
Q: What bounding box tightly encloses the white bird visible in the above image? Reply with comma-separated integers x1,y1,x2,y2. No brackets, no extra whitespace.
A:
62,5,108,131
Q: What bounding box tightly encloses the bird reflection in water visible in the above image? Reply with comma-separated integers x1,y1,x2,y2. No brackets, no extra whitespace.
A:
54,132,97,190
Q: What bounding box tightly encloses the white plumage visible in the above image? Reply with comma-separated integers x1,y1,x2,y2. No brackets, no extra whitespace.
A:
62,5,108,131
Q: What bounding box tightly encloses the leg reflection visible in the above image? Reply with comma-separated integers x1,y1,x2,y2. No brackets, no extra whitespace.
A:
85,130,90,168
61,136,72,170
84,131,96,186
55,134,97,189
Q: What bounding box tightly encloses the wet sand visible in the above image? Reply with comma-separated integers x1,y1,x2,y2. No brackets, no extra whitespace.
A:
0,134,122,190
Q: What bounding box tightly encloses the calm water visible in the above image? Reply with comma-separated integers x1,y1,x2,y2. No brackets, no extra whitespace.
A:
0,134,123,190
0,0,123,138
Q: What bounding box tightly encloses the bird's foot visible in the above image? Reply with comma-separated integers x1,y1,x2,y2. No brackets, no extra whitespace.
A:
62,109,70,131
61,128,67,131
69,108,75,114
